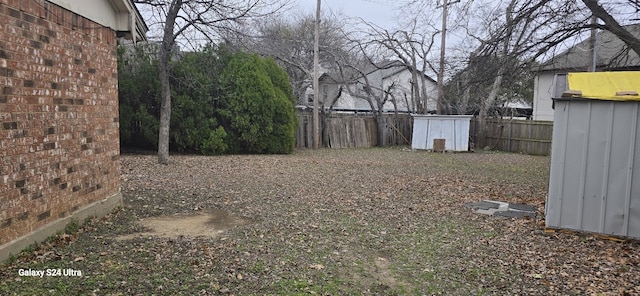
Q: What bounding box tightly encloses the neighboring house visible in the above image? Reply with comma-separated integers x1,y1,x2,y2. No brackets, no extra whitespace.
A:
532,24,640,121
381,64,438,113
0,0,147,261
303,61,437,113
501,100,533,119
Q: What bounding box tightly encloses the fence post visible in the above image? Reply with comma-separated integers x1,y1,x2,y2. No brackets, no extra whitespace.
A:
508,120,512,152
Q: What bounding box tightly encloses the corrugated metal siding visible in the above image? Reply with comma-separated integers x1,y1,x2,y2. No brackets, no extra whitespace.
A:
411,115,472,151
546,99,640,239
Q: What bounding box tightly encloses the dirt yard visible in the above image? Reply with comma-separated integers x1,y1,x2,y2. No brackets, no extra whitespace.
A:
1,148,638,295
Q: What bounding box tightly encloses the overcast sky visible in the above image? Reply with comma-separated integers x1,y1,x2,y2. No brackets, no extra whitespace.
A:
294,0,407,29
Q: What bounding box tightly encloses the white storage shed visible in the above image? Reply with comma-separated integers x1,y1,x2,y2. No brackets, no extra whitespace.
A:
411,115,472,152
546,71,640,239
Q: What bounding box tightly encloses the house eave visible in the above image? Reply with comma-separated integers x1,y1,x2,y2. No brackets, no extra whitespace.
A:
48,0,148,42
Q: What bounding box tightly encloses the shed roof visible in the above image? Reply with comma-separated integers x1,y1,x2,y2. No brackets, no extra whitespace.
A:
565,71,640,101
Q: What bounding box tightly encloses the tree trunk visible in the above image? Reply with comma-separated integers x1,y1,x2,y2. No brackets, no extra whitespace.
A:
478,74,503,149
157,0,182,165
477,0,511,149
420,74,429,113
321,109,330,148
409,53,423,114
410,69,424,114
461,73,471,115
322,116,329,148
157,49,171,164
376,114,386,147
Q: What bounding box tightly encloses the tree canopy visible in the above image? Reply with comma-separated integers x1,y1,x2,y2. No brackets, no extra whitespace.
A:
118,45,296,155
133,0,289,163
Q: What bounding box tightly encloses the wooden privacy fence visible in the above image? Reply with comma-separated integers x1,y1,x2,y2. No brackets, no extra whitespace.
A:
297,112,554,155
471,118,553,155
296,111,413,148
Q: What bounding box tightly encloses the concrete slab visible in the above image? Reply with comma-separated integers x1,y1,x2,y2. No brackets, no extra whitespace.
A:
476,208,498,215
494,210,536,219
508,203,537,212
466,200,537,219
464,201,500,210
0,192,123,263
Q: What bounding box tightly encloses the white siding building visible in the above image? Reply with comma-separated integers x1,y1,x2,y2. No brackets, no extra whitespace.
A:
315,61,437,113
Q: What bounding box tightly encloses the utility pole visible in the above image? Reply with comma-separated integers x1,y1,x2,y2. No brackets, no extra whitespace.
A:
313,0,321,148
436,0,448,115
589,15,598,72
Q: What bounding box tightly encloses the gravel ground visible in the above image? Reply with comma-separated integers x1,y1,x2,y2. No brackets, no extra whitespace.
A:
1,147,639,295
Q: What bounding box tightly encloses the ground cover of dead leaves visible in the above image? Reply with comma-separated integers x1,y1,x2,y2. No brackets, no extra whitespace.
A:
1,147,638,295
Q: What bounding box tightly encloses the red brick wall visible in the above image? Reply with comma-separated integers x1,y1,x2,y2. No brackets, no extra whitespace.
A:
0,0,120,245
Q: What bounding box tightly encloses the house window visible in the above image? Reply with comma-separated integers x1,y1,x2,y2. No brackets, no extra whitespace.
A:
307,93,314,104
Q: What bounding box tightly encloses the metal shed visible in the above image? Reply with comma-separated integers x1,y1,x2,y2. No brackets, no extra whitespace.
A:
411,115,472,151
546,71,640,239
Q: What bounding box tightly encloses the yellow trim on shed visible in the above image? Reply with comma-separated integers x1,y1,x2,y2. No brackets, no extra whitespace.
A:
567,71,640,101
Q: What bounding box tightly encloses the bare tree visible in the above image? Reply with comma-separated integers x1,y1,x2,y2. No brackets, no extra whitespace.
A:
325,42,401,146
461,0,566,143
469,0,639,60
445,53,534,116
404,0,640,112
134,0,287,164
357,20,439,114
439,0,639,147
230,12,351,104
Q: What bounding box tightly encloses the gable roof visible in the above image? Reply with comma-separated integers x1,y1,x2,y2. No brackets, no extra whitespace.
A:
319,60,436,85
534,24,640,72
380,64,437,83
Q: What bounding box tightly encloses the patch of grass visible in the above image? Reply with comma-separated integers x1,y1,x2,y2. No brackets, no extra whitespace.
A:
6,149,635,295
371,219,508,295
22,242,39,254
64,219,80,234
3,254,17,265
271,276,343,295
